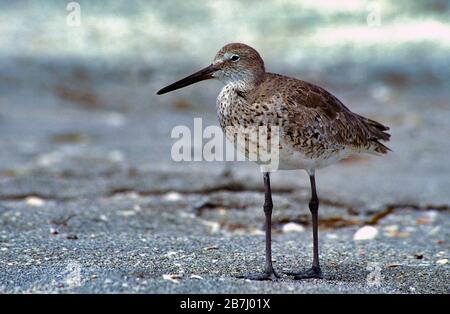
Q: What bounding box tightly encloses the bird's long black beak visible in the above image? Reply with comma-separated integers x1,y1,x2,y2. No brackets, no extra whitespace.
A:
156,64,218,95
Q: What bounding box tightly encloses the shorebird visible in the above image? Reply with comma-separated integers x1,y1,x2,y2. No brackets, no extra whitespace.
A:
157,43,390,280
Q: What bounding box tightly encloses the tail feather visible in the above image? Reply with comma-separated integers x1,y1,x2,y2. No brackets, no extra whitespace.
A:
371,140,391,154
361,117,391,154
367,118,390,132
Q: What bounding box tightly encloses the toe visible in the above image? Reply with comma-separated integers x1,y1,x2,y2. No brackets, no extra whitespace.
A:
288,267,324,280
237,271,280,281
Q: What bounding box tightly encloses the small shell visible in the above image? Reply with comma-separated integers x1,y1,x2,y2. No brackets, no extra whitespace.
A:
190,275,204,280
163,192,182,202
162,274,182,283
282,222,305,233
26,196,45,207
353,226,378,241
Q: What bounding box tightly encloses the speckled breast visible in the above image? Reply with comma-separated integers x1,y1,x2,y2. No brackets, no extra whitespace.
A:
216,85,279,165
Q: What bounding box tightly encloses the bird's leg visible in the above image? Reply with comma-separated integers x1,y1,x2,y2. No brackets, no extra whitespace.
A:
308,174,323,276
285,173,323,279
238,172,279,281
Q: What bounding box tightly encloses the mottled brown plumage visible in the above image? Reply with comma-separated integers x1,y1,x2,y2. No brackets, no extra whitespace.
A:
210,43,391,171
244,73,390,155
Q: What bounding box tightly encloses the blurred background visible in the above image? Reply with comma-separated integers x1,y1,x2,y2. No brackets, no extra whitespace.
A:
0,0,449,293
1,0,449,201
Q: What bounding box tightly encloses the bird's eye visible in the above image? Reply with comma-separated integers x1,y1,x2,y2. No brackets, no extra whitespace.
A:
230,55,240,62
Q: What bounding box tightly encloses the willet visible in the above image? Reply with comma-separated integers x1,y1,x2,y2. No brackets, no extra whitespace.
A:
157,43,390,280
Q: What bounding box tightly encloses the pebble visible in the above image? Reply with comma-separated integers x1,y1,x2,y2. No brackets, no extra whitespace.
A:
66,234,78,240
353,226,378,241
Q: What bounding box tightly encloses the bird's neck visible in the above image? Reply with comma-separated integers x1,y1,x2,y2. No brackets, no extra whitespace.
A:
223,72,265,93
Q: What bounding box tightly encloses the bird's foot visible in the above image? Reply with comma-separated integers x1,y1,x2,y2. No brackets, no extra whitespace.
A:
285,266,323,280
237,269,280,281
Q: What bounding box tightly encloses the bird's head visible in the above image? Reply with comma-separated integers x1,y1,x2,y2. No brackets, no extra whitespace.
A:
157,43,265,95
